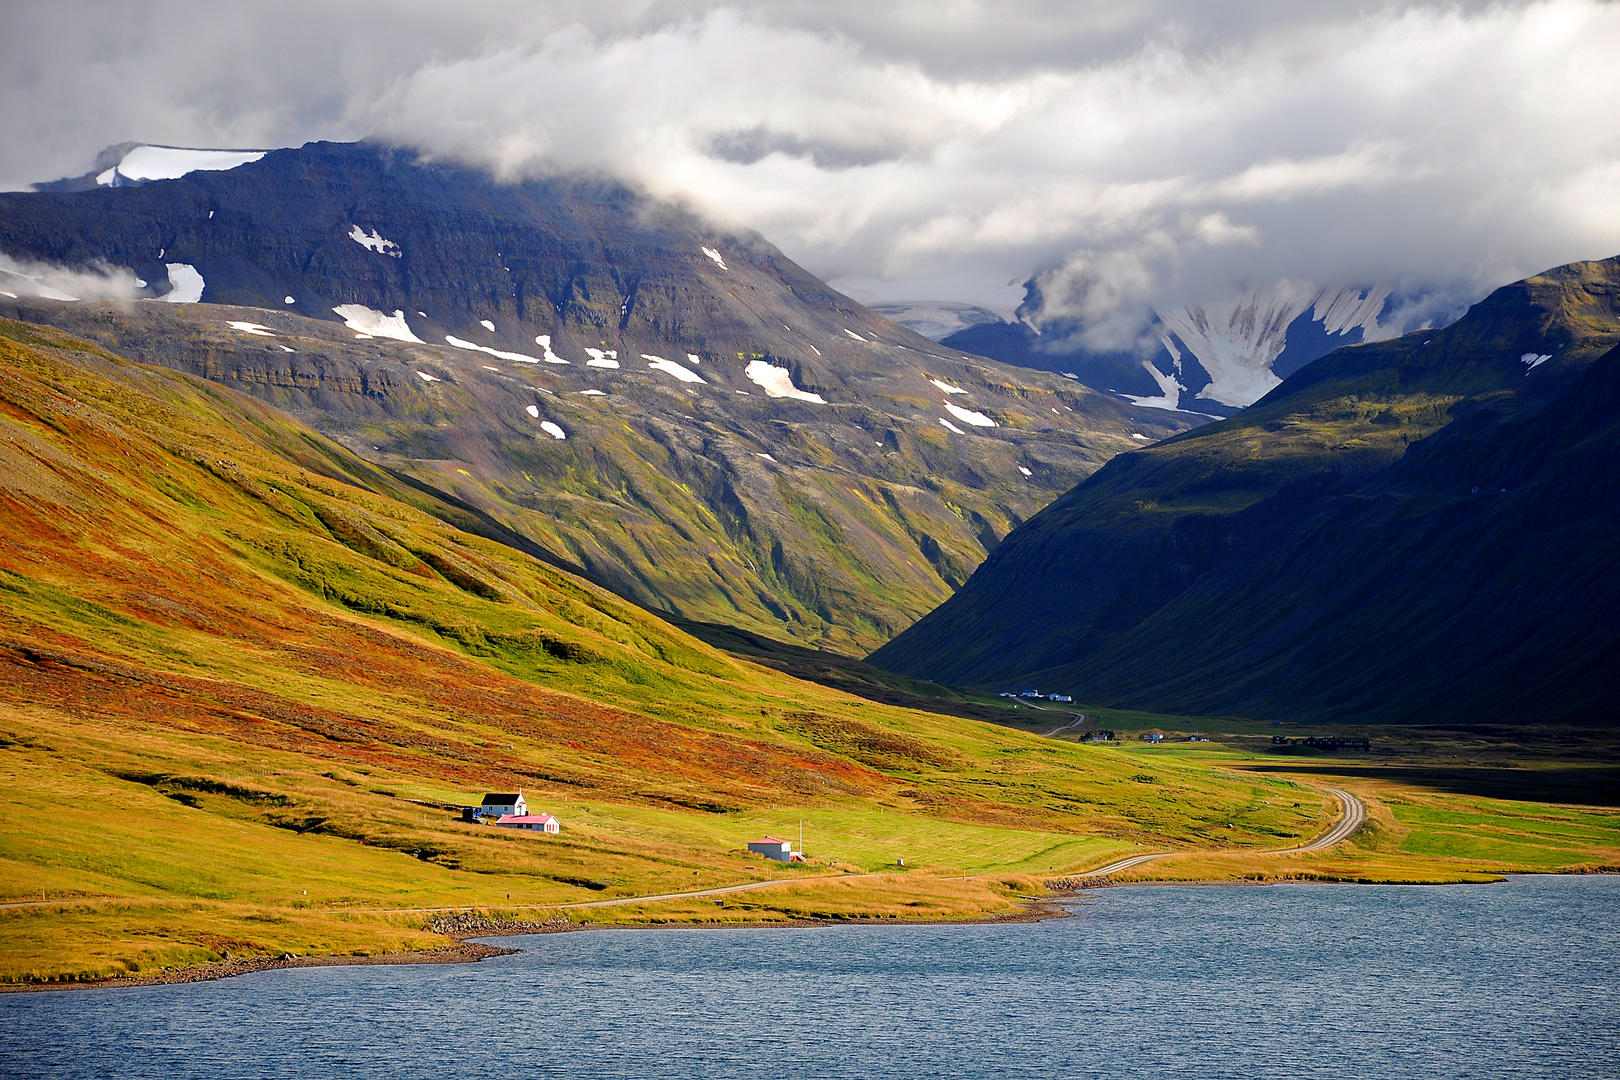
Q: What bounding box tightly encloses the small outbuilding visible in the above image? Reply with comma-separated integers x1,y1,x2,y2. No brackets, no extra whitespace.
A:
497,813,560,833
747,836,794,862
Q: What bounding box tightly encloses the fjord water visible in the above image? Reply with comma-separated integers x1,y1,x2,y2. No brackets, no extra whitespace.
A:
3,877,1615,1078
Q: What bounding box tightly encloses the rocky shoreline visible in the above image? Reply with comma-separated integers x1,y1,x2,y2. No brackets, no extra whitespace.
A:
2,941,517,995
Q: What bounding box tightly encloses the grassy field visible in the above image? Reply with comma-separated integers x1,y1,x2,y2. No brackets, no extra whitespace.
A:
1,318,1615,988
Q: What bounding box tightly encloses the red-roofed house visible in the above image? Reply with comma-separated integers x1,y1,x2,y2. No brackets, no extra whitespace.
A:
746,836,793,862
497,813,560,834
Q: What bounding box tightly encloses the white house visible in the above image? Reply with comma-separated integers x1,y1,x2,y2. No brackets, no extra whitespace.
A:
497,813,560,834
481,792,527,818
747,836,793,862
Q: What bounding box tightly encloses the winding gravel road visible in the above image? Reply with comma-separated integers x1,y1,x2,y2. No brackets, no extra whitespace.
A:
1080,785,1367,878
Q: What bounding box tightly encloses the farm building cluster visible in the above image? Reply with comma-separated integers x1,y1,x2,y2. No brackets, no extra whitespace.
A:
1000,689,1075,703
459,792,562,832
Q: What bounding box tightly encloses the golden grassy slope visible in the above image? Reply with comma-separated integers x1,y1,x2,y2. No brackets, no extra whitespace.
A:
0,320,1324,983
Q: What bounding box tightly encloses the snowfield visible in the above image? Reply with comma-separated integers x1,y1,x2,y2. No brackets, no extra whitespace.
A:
701,247,727,270
930,379,968,395
539,421,566,440
332,305,423,343
226,321,274,336
938,417,965,434
745,361,825,403
584,349,620,369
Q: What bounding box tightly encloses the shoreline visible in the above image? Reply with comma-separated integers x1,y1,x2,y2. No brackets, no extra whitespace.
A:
0,900,1072,996
11,870,1612,995
0,941,517,995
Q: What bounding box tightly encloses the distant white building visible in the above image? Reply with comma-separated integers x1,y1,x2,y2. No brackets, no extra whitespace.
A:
747,836,793,862
497,813,560,833
1048,694,1073,703
1140,733,1164,744
481,792,527,818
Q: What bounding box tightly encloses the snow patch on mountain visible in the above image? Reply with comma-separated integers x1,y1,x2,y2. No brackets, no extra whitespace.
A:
584,349,620,369
701,247,728,270
938,417,966,434
348,226,402,257
1521,352,1552,372
539,421,566,440
644,354,706,383
333,305,422,343
745,361,825,403
226,321,274,336
930,379,968,395
944,401,996,427
1122,360,1186,412
444,334,541,363
533,335,570,364
162,264,205,304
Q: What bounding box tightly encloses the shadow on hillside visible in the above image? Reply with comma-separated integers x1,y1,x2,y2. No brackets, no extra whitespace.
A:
1240,764,1620,807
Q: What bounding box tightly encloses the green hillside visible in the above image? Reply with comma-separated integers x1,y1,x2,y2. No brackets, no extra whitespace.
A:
0,318,1304,983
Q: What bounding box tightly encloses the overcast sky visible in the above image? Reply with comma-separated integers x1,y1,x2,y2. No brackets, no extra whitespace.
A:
4,0,1619,341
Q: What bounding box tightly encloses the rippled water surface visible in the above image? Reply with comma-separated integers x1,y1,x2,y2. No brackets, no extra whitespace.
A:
3,876,1616,1078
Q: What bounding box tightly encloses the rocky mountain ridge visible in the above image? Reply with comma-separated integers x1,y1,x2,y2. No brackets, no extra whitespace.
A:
0,141,1192,652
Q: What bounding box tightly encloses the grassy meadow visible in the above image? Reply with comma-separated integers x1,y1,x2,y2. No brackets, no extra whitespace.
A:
1,318,1614,987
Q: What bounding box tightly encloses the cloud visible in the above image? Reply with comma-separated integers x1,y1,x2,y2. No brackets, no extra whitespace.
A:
0,254,148,302
3,1,1620,342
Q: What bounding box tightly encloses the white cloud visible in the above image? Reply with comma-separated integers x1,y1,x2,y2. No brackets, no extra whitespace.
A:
3,1,1619,343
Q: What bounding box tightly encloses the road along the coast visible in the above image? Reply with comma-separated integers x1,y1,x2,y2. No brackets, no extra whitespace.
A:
1079,786,1367,877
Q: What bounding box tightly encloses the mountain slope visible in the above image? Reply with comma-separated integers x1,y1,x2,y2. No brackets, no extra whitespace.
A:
1,319,1328,980
870,257,1620,725
0,141,1193,652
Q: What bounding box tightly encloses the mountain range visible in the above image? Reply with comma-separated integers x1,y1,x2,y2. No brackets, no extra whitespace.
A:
0,141,1191,654
870,256,1620,726
940,280,1403,415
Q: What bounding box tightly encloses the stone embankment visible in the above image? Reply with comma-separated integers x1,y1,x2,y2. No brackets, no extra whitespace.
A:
428,912,578,938
1044,876,1115,893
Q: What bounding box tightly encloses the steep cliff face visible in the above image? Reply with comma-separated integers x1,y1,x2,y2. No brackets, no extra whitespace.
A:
0,142,1193,652
868,257,1620,725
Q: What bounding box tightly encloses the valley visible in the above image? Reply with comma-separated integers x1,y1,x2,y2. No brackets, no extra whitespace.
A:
2,318,1614,988
873,257,1620,725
